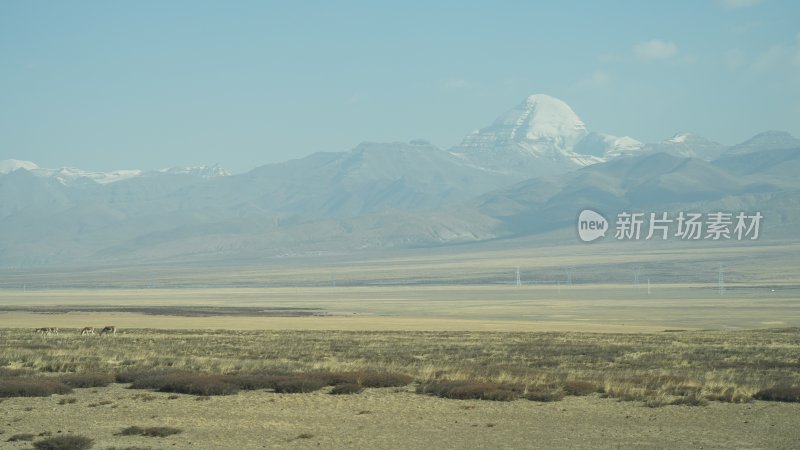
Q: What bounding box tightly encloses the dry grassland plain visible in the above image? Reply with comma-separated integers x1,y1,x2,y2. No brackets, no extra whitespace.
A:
0,241,799,448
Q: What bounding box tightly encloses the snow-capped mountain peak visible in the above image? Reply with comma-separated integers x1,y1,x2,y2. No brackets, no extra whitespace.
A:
50,167,143,185
0,159,39,174
0,159,141,184
486,94,588,147
574,132,644,159
0,160,229,185
667,132,691,143
452,94,639,177
157,164,230,178
646,133,727,160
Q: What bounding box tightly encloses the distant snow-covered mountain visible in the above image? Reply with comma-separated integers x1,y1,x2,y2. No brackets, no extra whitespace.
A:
0,159,40,173
0,160,229,186
2,94,799,266
450,94,643,177
156,164,231,178
639,133,727,160
0,159,143,185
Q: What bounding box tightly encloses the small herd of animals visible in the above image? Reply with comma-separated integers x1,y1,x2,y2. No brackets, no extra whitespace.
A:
34,325,117,336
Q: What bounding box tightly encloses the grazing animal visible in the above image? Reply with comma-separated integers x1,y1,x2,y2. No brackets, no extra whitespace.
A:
35,327,58,335
99,325,117,335
79,327,95,335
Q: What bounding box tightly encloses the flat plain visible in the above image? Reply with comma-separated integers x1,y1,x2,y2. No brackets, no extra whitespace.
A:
1,240,799,449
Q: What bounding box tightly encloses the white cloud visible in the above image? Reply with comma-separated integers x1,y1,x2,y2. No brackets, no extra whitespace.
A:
633,40,678,61
752,34,800,73
573,70,611,90
442,78,473,89
715,0,764,9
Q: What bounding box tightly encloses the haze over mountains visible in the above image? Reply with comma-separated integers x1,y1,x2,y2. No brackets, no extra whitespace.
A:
2,95,798,267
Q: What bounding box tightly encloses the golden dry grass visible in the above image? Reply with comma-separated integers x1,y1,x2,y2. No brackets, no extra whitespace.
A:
2,327,798,406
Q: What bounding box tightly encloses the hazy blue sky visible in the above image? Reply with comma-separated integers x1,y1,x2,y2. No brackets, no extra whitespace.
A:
2,0,798,173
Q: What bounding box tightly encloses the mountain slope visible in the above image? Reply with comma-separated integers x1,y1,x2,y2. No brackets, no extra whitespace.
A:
725,131,800,156
0,141,512,265
471,149,797,237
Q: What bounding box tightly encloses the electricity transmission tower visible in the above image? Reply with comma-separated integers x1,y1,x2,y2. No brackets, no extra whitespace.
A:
565,267,574,286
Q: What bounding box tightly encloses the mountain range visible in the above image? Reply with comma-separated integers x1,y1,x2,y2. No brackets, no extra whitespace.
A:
2,94,798,267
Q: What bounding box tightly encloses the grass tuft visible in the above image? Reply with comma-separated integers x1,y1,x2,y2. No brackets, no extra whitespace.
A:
562,380,601,396
671,395,708,406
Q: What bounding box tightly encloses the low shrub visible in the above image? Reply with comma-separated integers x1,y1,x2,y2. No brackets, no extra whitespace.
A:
227,374,284,390
60,373,114,388
301,371,356,386
330,383,363,395
356,372,413,388
524,387,565,402
0,368,32,377
0,378,72,398
32,434,93,450
117,426,182,437
272,376,326,394
417,381,521,401
115,368,177,384
753,385,800,402
7,433,35,442
130,373,238,396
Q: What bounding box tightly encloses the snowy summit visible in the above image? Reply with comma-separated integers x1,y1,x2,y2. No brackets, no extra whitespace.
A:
451,94,642,176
